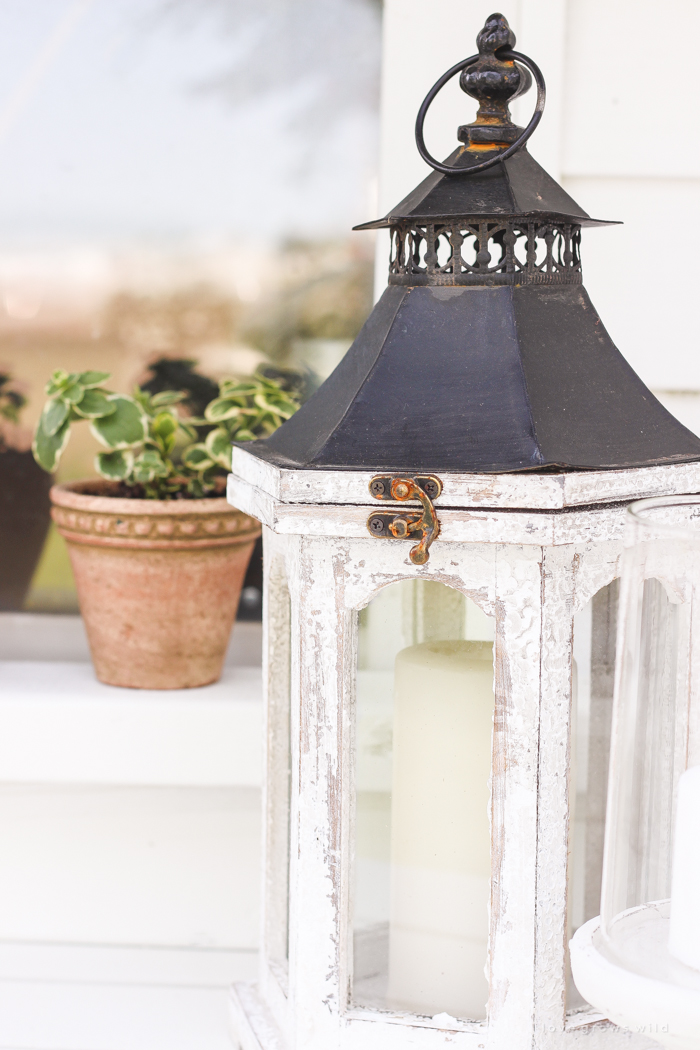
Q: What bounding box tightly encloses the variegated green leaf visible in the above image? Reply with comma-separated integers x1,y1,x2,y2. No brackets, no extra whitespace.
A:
272,404,296,420
205,426,230,456
42,397,69,436
181,443,214,470
219,380,258,397
150,390,186,408
149,411,177,456
72,389,115,419
77,370,111,389
132,387,152,413
63,382,86,404
45,370,72,396
253,392,289,414
204,398,246,422
90,394,147,449
96,449,133,480
140,448,169,469
205,427,232,468
132,449,169,482
151,411,178,439
32,416,70,472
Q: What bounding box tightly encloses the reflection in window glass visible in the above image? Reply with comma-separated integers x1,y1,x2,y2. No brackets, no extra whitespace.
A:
567,580,618,1011
354,580,495,1020
0,1,377,618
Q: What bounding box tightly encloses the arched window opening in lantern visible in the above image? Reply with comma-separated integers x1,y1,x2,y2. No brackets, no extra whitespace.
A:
603,574,685,931
353,580,495,1021
567,580,618,1012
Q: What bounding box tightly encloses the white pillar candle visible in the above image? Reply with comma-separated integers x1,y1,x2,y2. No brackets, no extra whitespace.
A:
387,639,494,1020
669,764,700,970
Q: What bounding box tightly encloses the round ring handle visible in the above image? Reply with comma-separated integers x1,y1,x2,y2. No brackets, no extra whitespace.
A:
414,50,546,177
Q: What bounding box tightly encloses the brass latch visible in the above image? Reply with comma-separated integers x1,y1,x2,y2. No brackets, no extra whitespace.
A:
366,474,442,565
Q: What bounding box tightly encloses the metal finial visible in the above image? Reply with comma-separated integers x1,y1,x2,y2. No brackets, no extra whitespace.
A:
460,13,529,133
475,10,516,51
414,13,545,177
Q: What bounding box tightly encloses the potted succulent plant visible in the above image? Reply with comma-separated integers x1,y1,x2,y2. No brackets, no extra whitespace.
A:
0,372,52,611
32,368,299,689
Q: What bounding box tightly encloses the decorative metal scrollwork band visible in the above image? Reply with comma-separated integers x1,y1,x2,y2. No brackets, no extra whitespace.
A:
388,220,582,287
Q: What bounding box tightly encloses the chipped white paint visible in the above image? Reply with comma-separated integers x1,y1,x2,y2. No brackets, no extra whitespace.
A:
228,475,639,546
227,462,697,1050
231,446,700,511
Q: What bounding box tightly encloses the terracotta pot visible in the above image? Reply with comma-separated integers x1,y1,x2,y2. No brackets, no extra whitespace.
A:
50,480,261,689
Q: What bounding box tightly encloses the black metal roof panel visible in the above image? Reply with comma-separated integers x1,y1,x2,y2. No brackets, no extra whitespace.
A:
242,284,700,474
241,12,693,480
354,146,617,230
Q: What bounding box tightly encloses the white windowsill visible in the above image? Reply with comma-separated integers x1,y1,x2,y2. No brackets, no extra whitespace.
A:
0,616,264,786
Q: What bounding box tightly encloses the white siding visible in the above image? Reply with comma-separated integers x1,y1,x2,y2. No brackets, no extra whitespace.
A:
376,0,700,410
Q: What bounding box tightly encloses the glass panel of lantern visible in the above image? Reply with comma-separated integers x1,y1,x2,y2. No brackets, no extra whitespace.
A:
600,497,700,973
353,580,495,1020
567,581,619,1011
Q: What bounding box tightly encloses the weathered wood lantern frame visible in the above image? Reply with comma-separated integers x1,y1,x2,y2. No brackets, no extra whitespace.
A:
227,13,700,1050
227,461,700,1050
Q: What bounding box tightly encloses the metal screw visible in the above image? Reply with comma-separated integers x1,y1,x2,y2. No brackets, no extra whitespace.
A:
370,479,385,497
369,516,385,534
423,479,438,498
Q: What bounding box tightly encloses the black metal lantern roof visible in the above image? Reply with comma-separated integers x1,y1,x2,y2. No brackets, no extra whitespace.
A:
353,146,613,232
242,13,700,475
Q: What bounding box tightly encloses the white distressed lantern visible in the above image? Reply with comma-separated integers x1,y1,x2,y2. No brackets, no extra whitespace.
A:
227,14,700,1050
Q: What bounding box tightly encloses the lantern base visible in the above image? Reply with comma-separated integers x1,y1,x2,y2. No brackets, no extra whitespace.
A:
229,981,283,1050
570,905,700,1050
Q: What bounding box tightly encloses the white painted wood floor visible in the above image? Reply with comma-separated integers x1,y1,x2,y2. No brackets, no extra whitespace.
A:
0,615,264,1050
